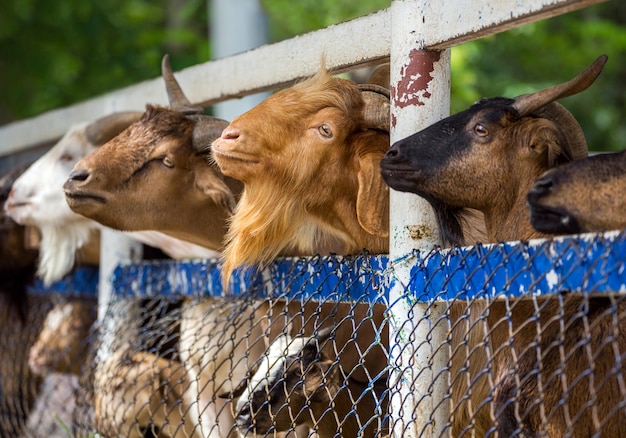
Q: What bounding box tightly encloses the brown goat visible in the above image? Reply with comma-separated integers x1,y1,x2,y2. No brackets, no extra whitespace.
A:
28,297,96,376
528,148,626,234
64,55,241,251
382,55,626,436
94,345,198,438
212,67,391,287
223,327,388,438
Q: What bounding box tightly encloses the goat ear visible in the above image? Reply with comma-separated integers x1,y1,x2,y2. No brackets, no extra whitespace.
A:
526,121,572,168
195,168,237,214
355,133,390,238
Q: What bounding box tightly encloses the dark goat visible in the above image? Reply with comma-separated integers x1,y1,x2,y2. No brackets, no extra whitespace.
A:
381,57,605,245
528,148,626,234
382,55,626,437
0,163,38,323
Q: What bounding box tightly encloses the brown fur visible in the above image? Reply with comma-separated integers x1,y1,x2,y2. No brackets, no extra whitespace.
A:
28,297,96,376
227,330,388,438
528,148,626,234
213,69,389,287
94,346,198,438
381,74,624,434
65,106,241,251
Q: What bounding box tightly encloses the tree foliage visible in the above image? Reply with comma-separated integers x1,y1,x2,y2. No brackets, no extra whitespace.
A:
0,0,623,151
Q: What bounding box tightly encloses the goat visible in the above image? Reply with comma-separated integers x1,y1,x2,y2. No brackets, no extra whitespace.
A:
23,297,95,437
527,148,626,234
28,296,97,376
212,66,391,287
5,112,218,286
94,344,197,438
0,163,38,323
381,55,626,436
222,327,388,438
64,54,242,252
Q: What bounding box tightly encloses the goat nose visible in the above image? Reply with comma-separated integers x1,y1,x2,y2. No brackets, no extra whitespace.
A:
384,147,399,159
530,175,555,196
67,169,90,183
221,127,240,140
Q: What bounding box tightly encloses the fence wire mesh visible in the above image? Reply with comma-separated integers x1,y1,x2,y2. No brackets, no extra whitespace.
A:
2,231,626,437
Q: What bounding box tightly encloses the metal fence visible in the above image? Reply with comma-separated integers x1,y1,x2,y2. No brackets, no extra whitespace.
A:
0,0,620,437
2,230,625,437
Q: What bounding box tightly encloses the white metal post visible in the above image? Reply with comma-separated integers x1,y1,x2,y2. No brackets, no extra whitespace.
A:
389,1,451,436
210,0,269,121
97,228,143,358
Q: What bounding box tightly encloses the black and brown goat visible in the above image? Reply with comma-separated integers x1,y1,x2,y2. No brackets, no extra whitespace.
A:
382,55,626,437
528,148,626,234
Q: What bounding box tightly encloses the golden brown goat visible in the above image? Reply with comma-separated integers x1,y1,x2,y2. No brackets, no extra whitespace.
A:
64,55,241,251
527,148,626,234
382,55,626,436
212,67,391,287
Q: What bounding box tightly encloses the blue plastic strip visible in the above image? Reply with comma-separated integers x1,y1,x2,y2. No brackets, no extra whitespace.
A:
27,265,99,296
408,231,626,302
111,253,389,304
28,232,626,305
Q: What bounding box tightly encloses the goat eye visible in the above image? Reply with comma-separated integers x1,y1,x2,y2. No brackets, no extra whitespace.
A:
473,124,489,137
318,124,333,138
162,156,174,168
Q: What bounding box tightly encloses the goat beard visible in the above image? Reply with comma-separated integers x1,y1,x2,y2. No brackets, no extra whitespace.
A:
37,224,95,285
220,187,339,289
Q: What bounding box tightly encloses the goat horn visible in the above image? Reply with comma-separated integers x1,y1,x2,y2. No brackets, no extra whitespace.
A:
533,102,588,160
161,54,203,114
367,63,390,88
190,115,230,152
513,54,608,116
85,111,143,146
358,84,391,132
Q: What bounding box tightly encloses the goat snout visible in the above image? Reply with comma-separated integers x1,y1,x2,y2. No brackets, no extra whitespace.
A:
66,169,90,183
528,173,556,200
220,127,240,140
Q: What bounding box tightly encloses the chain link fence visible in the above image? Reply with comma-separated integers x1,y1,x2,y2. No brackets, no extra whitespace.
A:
2,231,625,437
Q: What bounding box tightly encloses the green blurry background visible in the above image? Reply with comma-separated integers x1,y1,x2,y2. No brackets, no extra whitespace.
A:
1,0,624,151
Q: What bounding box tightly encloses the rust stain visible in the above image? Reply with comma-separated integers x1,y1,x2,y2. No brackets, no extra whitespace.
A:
391,49,441,110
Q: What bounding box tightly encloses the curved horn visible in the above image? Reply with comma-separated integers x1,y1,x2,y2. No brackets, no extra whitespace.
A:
358,83,391,132
161,54,203,114
533,102,588,160
85,111,143,146
190,115,230,152
367,63,390,88
513,54,608,116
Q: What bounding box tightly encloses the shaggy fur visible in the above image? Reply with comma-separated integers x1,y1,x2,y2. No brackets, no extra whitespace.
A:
213,69,389,287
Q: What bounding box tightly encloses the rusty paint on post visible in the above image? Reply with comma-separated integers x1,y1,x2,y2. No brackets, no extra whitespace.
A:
391,49,441,112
